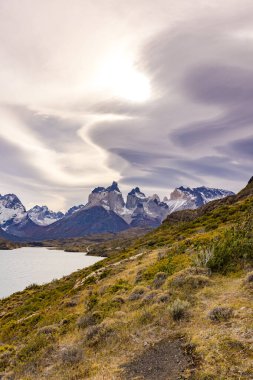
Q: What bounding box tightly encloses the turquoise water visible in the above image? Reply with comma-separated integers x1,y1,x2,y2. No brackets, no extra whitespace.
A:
0,247,103,298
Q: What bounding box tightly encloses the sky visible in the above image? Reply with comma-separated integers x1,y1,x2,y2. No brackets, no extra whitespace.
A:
0,0,252,211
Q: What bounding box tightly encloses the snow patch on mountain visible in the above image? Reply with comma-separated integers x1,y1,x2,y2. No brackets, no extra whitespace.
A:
0,194,27,229
65,204,85,218
165,186,234,213
28,206,64,226
87,181,126,216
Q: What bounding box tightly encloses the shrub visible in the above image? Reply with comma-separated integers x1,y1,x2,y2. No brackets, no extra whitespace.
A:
25,283,40,290
128,287,146,301
157,293,170,303
112,296,125,304
245,272,253,283
37,324,58,335
138,310,154,325
0,351,12,372
208,307,233,322
85,324,115,347
85,325,101,341
135,270,143,283
142,291,158,304
206,218,253,273
193,248,214,268
17,335,48,362
152,272,167,289
77,312,102,329
86,294,98,310
168,299,190,321
60,345,83,365
65,299,78,307
171,269,210,289
108,279,130,294
157,250,167,261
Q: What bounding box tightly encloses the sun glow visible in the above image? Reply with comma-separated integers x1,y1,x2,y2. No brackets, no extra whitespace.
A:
95,52,151,102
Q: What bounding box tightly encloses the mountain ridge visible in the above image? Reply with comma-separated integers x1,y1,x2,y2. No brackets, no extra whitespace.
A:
0,182,234,241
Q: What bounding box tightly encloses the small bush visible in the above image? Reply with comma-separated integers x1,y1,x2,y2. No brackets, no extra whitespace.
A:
245,272,253,283
157,293,170,303
25,283,40,290
37,324,58,335
187,275,210,289
206,219,253,273
85,325,101,341
128,287,146,301
193,248,214,268
85,324,115,347
152,272,167,289
208,307,233,322
60,345,83,365
138,310,154,325
17,335,48,361
142,291,158,304
65,299,78,307
0,351,12,372
157,250,167,261
112,296,125,304
135,270,143,283
171,272,210,289
108,279,130,294
77,312,102,329
168,299,190,321
86,294,98,310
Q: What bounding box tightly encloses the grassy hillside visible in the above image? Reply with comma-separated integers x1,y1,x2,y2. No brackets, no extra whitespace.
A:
0,183,253,379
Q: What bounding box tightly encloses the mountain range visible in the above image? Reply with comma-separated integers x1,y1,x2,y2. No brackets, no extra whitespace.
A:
0,182,234,241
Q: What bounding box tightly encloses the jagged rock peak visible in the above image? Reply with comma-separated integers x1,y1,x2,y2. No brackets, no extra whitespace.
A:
88,181,125,214
128,187,145,196
0,193,25,209
0,193,27,229
92,181,120,194
92,186,106,194
150,194,160,202
106,181,120,192
28,205,64,226
126,187,147,210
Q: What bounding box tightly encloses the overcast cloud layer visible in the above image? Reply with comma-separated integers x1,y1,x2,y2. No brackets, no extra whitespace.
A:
0,0,252,210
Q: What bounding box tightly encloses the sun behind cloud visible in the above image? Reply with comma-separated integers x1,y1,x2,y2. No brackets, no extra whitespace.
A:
95,50,151,102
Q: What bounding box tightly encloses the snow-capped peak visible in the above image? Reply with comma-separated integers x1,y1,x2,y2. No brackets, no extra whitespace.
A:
164,186,234,213
0,193,27,228
28,205,64,226
126,187,147,209
87,181,125,214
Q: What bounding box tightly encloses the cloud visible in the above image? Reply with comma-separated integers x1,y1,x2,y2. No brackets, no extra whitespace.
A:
0,138,39,179
0,1,253,209
217,137,253,160
88,3,253,193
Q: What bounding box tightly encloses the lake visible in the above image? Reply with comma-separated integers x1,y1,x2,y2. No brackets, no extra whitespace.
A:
0,247,103,299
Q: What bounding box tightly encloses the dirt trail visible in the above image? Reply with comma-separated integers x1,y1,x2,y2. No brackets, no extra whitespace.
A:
121,338,193,380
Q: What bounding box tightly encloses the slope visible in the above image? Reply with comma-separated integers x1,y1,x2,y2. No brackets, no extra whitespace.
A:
0,179,252,379
38,206,129,240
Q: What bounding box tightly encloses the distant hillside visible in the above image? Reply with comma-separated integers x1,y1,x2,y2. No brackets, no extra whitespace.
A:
0,237,20,250
0,177,252,379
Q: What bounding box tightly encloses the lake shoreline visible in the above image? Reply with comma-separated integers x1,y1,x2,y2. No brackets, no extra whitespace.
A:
0,247,103,299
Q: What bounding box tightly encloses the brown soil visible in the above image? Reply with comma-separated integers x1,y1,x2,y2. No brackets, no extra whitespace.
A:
121,338,194,380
